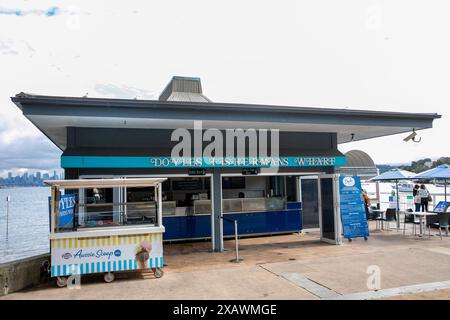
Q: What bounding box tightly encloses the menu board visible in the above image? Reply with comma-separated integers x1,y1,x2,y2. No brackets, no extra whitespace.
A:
339,176,369,240
222,177,246,189
172,179,203,191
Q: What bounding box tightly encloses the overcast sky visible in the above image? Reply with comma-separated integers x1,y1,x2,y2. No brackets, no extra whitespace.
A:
0,0,449,176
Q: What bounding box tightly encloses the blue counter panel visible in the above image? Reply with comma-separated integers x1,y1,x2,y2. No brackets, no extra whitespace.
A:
163,215,211,240
287,202,302,210
162,205,302,240
223,209,302,236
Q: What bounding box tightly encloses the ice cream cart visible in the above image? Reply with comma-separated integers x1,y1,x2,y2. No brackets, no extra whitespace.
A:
45,178,166,287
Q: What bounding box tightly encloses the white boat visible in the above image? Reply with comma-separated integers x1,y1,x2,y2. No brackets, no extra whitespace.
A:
391,181,415,193
435,181,450,187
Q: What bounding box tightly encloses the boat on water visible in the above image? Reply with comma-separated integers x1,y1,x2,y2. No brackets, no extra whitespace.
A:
391,181,415,193
434,180,450,187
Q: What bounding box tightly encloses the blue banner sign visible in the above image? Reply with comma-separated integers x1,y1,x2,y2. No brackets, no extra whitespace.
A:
48,194,76,229
61,156,346,168
339,176,369,240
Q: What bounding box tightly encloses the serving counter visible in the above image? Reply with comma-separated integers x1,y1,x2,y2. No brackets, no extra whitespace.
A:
162,198,302,241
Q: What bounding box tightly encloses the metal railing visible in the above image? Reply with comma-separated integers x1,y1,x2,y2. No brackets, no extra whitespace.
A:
221,215,242,263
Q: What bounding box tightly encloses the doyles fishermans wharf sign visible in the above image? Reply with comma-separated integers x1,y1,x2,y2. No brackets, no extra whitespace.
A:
61,156,347,168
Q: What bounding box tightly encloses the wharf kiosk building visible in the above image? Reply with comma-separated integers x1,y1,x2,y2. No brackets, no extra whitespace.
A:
12,77,440,251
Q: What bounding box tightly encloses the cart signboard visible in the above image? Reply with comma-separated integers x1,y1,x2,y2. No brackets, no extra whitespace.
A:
339,176,369,240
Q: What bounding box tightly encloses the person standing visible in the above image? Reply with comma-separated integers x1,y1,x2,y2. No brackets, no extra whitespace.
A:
413,185,421,212
418,184,430,212
362,190,370,218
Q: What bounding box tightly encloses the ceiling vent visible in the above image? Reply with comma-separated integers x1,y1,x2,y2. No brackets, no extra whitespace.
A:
159,76,211,102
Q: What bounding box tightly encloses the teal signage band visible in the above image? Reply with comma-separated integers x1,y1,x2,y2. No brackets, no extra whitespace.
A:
61,156,346,168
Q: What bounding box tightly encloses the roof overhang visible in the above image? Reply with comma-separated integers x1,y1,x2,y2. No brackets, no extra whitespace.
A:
12,93,441,151
44,178,167,189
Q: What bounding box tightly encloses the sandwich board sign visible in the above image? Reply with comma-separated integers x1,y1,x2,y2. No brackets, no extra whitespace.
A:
339,176,369,241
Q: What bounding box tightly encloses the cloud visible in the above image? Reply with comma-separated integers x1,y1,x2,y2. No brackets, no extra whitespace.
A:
93,84,157,100
0,6,60,17
0,118,61,173
0,39,35,56
0,40,18,55
0,134,61,172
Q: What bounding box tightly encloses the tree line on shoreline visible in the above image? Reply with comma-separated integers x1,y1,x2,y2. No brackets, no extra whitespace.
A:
377,157,450,174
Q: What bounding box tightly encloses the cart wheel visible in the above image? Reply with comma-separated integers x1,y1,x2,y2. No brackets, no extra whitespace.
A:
364,237,368,241
153,268,164,279
56,276,67,288
104,272,115,283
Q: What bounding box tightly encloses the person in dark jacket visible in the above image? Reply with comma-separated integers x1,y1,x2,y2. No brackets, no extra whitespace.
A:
413,185,421,212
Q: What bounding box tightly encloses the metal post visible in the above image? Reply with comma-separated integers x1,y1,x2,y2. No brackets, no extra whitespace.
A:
6,195,10,239
396,180,400,230
212,170,223,252
376,182,380,209
445,179,447,202
230,219,242,263
234,220,239,262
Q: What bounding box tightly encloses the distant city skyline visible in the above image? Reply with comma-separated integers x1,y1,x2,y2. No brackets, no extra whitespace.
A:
0,169,63,181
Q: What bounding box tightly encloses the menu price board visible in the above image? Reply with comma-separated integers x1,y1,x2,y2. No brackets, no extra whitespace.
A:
339,176,369,240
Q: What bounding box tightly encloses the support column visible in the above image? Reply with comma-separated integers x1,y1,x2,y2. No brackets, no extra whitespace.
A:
212,169,223,252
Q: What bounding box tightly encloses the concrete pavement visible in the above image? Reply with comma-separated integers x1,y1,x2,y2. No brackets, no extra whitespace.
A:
3,222,450,300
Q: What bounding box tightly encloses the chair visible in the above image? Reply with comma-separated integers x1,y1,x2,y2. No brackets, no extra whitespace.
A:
384,209,397,230
437,213,450,239
403,209,421,236
372,210,385,230
425,214,441,239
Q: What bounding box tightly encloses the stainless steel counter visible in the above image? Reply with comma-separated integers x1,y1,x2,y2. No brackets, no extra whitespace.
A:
222,197,286,213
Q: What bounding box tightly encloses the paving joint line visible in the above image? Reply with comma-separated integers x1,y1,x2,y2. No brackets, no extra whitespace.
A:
327,280,450,300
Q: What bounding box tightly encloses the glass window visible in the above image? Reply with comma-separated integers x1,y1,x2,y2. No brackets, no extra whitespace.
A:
222,176,287,213
126,187,157,225
82,187,114,227
59,185,160,231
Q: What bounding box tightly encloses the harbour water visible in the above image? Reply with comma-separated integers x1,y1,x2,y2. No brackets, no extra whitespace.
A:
0,182,448,264
0,187,50,264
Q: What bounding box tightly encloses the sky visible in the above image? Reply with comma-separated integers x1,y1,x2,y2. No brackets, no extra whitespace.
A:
0,0,449,177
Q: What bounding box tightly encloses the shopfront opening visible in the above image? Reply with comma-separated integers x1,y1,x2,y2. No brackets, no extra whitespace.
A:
221,175,302,237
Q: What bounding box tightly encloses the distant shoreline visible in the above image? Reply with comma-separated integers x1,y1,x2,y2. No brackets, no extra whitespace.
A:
0,185,49,189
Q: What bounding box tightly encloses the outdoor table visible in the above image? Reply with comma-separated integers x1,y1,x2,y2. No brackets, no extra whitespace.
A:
411,212,438,236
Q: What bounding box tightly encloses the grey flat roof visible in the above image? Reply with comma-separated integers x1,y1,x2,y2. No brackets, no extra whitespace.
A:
11,93,441,151
12,93,440,120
